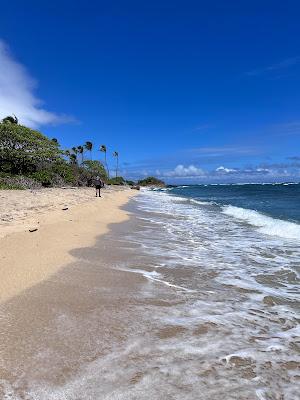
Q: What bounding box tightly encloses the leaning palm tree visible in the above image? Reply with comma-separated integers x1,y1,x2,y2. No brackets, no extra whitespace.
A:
84,141,93,160
113,151,119,178
100,144,109,178
2,114,18,124
77,145,84,164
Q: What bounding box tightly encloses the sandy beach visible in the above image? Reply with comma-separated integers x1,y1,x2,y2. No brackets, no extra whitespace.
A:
0,187,136,302
0,187,299,399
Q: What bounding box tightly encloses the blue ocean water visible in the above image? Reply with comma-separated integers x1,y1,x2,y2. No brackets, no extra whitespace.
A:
165,183,300,224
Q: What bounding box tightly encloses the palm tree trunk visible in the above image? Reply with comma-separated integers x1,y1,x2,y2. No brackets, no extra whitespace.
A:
116,156,119,178
105,153,109,178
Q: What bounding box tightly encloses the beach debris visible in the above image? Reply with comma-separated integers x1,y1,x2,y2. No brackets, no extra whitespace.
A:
62,207,69,210
29,228,38,232
131,185,140,190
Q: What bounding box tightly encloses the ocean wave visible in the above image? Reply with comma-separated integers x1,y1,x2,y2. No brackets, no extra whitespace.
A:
222,205,300,240
189,198,217,206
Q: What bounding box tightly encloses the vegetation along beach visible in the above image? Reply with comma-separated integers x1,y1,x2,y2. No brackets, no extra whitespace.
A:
1,2,300,399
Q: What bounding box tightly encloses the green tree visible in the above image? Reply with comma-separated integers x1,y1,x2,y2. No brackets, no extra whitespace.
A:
138,176,165,187
82,160,107,181
113,151,119,178
84,141,93,159
71,147,78,164
2,114,18,124
64,149,71,159
77,145,84,164
0,122,61,174
100,144,109,178
69,154,77,165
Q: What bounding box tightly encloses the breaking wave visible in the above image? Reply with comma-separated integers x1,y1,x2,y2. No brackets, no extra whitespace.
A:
222,205,300,241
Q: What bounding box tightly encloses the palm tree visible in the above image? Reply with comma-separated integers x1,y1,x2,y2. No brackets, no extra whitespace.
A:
77,145,84,164
113,151,119,178
69,154,77,164
100,144,109,178
70,147,78,165
2,114,18,124
84,141,93,160
64,149,71,158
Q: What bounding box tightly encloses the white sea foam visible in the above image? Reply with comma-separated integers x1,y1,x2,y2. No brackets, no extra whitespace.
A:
119,189,300,398
222,205,300,240
190,198,215,206
118,267,193,292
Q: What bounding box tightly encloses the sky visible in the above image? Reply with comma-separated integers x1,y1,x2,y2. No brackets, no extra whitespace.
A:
1,0,300,183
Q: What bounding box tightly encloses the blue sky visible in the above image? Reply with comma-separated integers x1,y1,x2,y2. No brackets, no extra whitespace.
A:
1,0,300,183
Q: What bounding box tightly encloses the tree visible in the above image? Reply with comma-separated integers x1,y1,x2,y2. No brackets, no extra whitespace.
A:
69,154,77,165
113,151,119,178
71,147,78,164
2,114,18,124
138,177,165,187
100,144,109,178
82,160,107,181
0,122,61,174
77,145,84,164
84,141,93,159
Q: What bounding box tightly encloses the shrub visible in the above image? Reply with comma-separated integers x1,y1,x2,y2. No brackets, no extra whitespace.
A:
108,176,125,185
0,182,24,190
51,162,76,185
30,170,55,187
0,173,41,189
137,176,165,186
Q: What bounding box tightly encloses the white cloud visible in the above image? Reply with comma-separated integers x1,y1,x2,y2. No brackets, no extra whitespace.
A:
163,164,205,177
216,166,237,173
0,40,73,128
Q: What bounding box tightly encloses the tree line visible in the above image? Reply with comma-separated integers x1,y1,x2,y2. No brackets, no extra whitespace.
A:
0,115,127,189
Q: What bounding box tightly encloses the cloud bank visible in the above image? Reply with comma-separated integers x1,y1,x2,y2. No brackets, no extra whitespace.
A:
146,161,300,183
163,164,205,177
0,40,72,128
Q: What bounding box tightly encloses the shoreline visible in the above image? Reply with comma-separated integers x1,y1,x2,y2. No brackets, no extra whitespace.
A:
0,187,137,303
0,187,299,399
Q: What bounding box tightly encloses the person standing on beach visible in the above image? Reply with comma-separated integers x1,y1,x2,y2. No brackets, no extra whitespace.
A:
94,176,102,197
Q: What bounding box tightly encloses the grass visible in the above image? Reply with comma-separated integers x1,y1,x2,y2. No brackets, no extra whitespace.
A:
0,181,24,190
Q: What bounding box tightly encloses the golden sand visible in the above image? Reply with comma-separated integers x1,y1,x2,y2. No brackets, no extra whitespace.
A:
0,187,136,303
